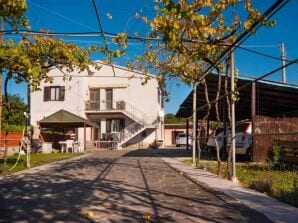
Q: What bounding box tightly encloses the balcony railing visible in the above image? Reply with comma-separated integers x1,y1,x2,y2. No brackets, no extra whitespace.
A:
85,100,126,111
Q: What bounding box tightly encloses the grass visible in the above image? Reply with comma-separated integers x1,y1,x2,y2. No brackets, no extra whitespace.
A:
0,152,83,175
183,159,298,207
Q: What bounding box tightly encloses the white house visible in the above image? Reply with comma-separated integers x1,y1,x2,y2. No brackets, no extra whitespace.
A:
30,61,164,150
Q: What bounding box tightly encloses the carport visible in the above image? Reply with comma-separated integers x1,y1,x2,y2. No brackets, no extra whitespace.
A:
176,74,298,161
38,109,99,151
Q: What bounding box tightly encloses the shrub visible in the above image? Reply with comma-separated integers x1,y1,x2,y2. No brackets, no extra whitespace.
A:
278,178,298,208
249,175,274,195
269,144,282,169
1,124,24,132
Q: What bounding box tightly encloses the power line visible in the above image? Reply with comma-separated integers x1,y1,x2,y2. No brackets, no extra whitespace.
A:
3,29,297,66
91,0,117,76
29,1,98,32
195,0,290,83
237,45,293,63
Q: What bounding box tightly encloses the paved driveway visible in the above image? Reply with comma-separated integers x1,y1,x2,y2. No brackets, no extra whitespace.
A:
0,149,271,223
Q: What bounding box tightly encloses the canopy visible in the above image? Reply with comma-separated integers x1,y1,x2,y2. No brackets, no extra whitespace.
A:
39,109,99,128
176,75,298,121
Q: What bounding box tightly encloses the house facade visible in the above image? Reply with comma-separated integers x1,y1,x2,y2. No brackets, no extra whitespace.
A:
30,61,164,149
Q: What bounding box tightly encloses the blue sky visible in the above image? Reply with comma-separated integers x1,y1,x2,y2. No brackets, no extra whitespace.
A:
6,0,298,114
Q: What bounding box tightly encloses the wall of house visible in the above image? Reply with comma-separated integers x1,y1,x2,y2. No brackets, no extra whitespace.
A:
30,62,164,145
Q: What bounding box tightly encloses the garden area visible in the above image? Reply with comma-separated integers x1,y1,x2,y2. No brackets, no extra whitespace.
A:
183,159,298,208
0,153,83,175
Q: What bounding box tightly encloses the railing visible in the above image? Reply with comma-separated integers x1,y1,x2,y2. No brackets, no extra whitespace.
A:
119,122,143,142
85,100,117,111
85,100,157,125
118,117,159,144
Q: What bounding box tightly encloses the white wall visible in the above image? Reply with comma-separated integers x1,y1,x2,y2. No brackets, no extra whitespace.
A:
30,62,164,143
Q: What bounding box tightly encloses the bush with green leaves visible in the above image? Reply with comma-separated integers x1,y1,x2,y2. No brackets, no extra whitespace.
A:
269,144,282,169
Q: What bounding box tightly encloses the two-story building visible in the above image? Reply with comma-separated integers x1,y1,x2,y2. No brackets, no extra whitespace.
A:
30,61,164,150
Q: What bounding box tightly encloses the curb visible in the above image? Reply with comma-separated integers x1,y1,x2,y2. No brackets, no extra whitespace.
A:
162,157,298,223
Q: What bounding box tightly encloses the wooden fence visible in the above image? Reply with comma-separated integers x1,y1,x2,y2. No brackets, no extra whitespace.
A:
253,115,298,162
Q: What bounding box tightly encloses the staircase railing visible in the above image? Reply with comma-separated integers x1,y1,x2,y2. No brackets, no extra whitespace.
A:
118,117,159,145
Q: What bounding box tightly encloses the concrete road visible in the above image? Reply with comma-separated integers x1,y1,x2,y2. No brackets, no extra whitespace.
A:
0,149,271,223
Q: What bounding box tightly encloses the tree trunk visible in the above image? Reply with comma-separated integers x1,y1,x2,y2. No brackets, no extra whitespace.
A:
2,74,11,175
214,71,222,176
224,74,233,178
196,81,211,165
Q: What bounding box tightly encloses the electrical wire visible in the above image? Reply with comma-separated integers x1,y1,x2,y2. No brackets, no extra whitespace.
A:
237,45,293,63
29,1,98,32
9,127,26,171
91,0,116,77
195,0,290,84
2,29,291,62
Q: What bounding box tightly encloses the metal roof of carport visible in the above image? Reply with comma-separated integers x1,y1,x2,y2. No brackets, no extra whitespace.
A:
176,74,298,121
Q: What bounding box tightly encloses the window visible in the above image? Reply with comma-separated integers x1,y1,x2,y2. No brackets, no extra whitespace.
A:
44,86,65,101
106,89,113,110
89,89,100,102
89,89,100,109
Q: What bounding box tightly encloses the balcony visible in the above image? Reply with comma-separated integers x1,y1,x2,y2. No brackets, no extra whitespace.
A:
85,100,125,111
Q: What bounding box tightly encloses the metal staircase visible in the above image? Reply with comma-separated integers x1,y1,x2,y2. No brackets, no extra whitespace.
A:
117,118,157,148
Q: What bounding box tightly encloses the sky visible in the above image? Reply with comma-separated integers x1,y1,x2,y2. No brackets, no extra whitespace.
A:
5,0,298,115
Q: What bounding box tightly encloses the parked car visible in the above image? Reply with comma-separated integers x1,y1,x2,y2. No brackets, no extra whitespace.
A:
176,133,192,148
207,121,252,159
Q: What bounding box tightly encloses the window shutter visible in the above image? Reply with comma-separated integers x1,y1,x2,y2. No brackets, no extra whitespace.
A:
44,87,50,101
59,86,65,101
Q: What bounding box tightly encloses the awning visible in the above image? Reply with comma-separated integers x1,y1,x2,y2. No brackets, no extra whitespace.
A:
176,74,298,121
39,109,99,128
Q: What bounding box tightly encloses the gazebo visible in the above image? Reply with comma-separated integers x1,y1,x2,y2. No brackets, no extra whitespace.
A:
38,109,99,151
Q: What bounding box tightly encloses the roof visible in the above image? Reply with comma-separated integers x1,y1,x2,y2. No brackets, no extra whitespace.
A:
176,74,298,121
39,109,99,128
94,60,157,79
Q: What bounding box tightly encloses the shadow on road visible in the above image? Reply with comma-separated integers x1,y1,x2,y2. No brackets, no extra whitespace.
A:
0,150,272,223
123,147,192,158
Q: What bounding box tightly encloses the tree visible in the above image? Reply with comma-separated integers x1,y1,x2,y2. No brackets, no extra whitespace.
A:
164,113,187,124
127,0,273,176
0,0,104,174
1,94,27,129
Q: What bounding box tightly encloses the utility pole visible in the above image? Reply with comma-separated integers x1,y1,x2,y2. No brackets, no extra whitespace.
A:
280,43,286,83
230,49,238,184
192,81,197,166
26,82,31,168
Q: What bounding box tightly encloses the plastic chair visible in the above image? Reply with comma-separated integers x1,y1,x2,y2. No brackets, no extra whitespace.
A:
65,140,74,153
77,142,84,152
